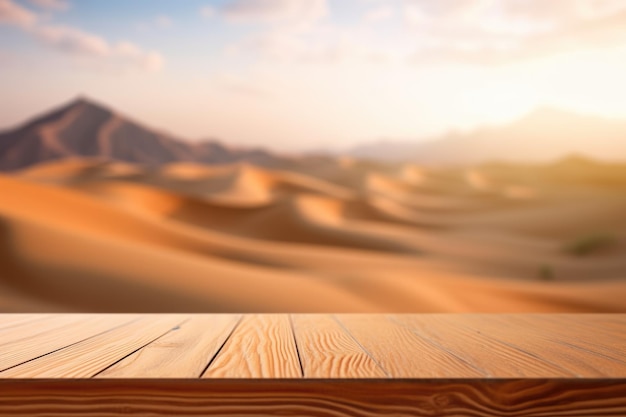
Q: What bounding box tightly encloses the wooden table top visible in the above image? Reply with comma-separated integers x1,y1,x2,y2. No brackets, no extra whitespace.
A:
2,314,626,416
1,314,625,379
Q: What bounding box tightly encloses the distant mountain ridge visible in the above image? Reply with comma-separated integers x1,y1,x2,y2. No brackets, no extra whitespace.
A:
0,97,280,171
348,108,626,165
3,99,626,171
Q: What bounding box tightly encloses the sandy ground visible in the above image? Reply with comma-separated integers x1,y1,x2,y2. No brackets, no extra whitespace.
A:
1,156,625,312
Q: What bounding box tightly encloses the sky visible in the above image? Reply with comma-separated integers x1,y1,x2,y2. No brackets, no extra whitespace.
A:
1,0,626,151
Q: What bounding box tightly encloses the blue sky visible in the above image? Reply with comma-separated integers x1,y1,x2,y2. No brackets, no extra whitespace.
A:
2,0,626,151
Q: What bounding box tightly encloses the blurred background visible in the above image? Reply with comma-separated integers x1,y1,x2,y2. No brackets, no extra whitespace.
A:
1,0,625,312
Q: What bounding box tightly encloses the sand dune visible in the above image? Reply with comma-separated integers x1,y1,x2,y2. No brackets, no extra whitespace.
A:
1,157,626,312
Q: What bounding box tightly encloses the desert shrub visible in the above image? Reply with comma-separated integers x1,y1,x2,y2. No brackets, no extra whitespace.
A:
563,233,617,256
539,264,555,281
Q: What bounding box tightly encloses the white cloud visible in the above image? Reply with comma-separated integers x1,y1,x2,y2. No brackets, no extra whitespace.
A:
35,25,109,55
363,5,394,23
219,0,395,65
577,0,626,19
27,0,69,11
219,0,328,25
405,0,491,20
114,41,164,72
0,0,37,28
229,26,390,66
500,0,626,24
403,0,626,66
404,3,426,25
0,0,163,72
217,0,340,64
214,0,626,70
35,26,164,71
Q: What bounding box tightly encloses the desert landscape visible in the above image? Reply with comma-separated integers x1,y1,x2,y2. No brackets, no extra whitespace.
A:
3,2,626,416
1,98,625,313
2,0,626,313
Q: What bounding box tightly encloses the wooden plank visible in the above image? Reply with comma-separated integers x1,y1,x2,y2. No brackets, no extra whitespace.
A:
535,314,626,336
202,314,301,378
97,315,240,378
1,314,626,415
452,315,626,378
0,315,136,372
291,314,387,378
0,315,50,331
0,315,184,378
1,315,84,347
393,315,578,377
2,379,626,416
335,314,485,378
511,315,626,361
571,314,626,326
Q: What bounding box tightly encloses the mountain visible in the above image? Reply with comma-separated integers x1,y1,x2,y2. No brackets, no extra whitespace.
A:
348,108,626,165
0,97,285,171
5,99,625,171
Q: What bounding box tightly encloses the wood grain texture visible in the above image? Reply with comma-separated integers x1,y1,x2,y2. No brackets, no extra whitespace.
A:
0,314,50,331
0,315,136,372
336,314,486,378
392,315,579,377
202,314,301,378
508,315,626,362
0,315,184,378
452,315,626,378
1,379,625,416
1,314,625,380
291,314,387,378
1,315,85,355
97,315,240,378
1,314,626,416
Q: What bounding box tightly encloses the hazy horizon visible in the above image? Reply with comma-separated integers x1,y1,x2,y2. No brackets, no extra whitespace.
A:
2,0,626,151
4,95,626,158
